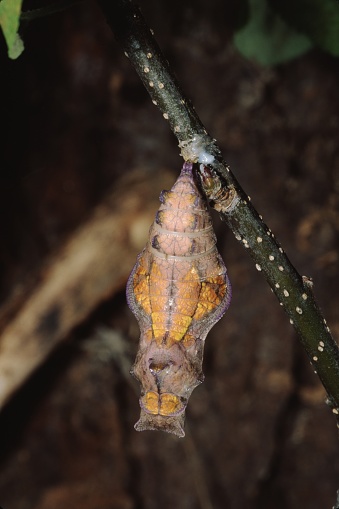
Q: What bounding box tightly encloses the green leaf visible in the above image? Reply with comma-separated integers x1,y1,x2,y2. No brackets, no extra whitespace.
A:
269,0,339,56
0,0,24,59
8,31,24,59
233,0,313,66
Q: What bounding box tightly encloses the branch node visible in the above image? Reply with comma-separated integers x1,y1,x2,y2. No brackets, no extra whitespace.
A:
198,164,240,214
179,135,220,163
302,275,314,290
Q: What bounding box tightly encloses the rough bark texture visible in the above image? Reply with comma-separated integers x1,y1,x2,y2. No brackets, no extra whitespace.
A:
0,1,339,508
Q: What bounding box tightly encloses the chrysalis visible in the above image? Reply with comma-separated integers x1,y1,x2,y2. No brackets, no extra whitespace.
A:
126,162,231,437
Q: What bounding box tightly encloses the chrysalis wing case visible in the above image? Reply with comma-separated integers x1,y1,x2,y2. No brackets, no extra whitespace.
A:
126,162,231,437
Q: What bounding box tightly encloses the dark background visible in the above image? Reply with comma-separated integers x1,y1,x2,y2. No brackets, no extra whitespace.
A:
0,1,339,508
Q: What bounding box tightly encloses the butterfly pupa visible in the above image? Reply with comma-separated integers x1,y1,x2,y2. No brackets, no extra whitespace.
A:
126,162,231,437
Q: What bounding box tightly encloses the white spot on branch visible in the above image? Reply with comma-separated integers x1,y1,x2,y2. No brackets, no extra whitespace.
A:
199,151,215,164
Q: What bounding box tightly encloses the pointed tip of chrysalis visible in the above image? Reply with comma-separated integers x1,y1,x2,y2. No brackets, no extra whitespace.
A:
134,410,185,438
